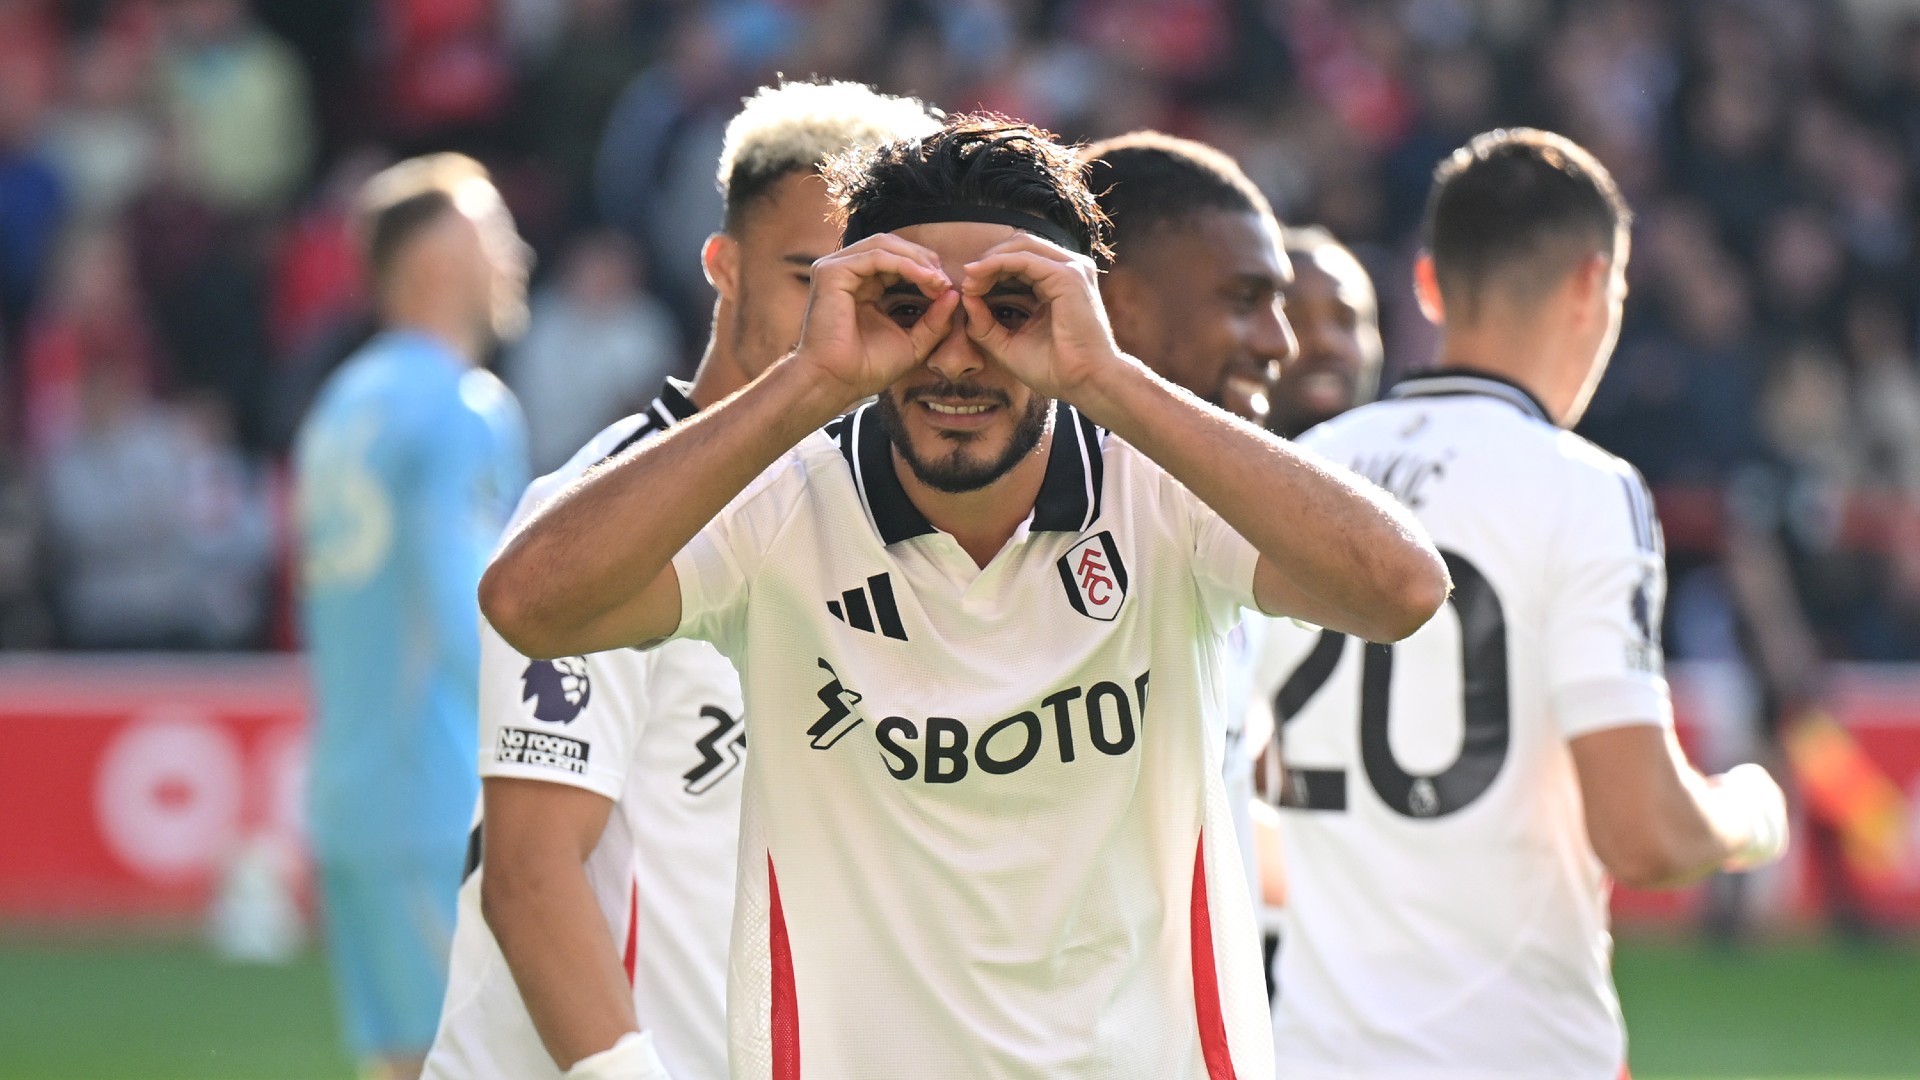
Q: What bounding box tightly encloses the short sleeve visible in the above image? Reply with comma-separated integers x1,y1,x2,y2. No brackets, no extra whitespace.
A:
477,617,645,801
1125,440,1259,635
670,451,810,660
1546,464,1673,739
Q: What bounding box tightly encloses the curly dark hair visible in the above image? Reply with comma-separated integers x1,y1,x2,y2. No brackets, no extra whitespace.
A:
825,114,1111,262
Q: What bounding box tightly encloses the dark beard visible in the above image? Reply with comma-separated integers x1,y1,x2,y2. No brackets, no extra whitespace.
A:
876,382,1052,494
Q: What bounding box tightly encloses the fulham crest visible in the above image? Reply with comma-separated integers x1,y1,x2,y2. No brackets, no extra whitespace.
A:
1058,531,1128,621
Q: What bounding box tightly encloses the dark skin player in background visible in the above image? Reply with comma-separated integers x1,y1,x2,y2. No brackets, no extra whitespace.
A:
1269,225,1384,439
1084,132,1295,428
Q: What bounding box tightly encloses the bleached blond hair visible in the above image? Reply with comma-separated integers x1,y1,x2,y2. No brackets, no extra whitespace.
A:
716,80,940,230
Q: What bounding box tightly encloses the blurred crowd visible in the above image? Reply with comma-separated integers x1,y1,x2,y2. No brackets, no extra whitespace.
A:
3,0,1920,662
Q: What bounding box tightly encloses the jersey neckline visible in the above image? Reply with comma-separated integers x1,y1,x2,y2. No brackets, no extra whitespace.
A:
831,400,1108,545
600,378,702,463
1386,369,1554,425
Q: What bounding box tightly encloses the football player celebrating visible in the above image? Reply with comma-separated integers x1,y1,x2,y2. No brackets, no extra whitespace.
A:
1255,129,1789,1079
422,82,938,1080
483,116,1448,1080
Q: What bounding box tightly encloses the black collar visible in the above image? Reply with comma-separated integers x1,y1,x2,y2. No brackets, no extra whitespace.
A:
602,378,702,462
1386,369,1554,425
833,400,1106,545
651,377,700,424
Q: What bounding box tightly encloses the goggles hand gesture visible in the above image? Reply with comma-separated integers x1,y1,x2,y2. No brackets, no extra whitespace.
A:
792,234,959,407
959,234,1129,403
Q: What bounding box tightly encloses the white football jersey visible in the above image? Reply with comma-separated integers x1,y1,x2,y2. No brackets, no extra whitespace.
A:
426,382,744,1080
1254,372,1669,1080
669,401,1274,1080
1221,619,1272,914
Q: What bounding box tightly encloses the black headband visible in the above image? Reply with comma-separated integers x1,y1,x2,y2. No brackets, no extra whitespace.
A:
858,204,1086,255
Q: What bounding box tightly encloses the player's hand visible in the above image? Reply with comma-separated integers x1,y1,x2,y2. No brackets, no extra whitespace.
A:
1715,762,1790,872
958,233,1133,403
791,234,960,409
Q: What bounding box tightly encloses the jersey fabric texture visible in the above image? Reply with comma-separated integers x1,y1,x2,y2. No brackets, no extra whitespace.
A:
1221,618,1273,914
425,381,744,1080
670,400,1275,1080
1255,371,1669,1080
295,329,526,1055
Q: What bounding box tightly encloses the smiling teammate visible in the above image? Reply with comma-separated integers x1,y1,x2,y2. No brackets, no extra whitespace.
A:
1255,129,1788,1079
422,83,938,1080
1084,132,1294,428
1268,226,1382,440
482,116,1448,1079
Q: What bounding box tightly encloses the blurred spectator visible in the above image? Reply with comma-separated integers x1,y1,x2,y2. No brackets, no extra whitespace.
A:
372,0,512,145
1582,201,1765,485
155,0,314,215
517,0,652,218
124,126,271,446
269,150,383,360
43,24,160,227
0,43,65,348
504,230,681,474
1755,203,1846,345
595,11,789,334
0,378,49,648
19,227,159,458
41,358,271,648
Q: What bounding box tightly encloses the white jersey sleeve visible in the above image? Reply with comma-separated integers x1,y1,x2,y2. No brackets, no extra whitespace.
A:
478,413,659,799
1545,456,1672,738
1123,438,1260,636
670,446,829,657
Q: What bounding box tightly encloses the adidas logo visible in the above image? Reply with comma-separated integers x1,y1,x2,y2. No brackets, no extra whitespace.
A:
828,573,909,641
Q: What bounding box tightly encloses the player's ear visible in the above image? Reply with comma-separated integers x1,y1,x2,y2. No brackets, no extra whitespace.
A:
1412,252,1445,326
1564,251,1610,324
703,233,740,301
1098,263,1149,347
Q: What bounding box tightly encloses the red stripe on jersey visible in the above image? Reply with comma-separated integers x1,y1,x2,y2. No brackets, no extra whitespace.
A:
623,879,639,986
1190,836,1239,1080
769,855,800,1080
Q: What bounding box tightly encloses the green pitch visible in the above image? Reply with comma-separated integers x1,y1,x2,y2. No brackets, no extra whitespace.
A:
0,934,1913,1079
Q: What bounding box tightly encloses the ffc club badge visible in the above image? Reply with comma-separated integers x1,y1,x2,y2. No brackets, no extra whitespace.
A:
1057,531,1128,621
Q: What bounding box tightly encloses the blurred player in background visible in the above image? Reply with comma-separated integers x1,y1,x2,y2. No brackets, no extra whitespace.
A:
423,82,938,1080
1267,226,1383,441
482,115,1448,1079
294,153,531,1080
1082,131,1295,918
1254,128,1789,1079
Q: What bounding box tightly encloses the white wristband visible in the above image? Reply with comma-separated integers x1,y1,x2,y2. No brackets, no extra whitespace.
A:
1718,762,1790,872
565,1031,671,1080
